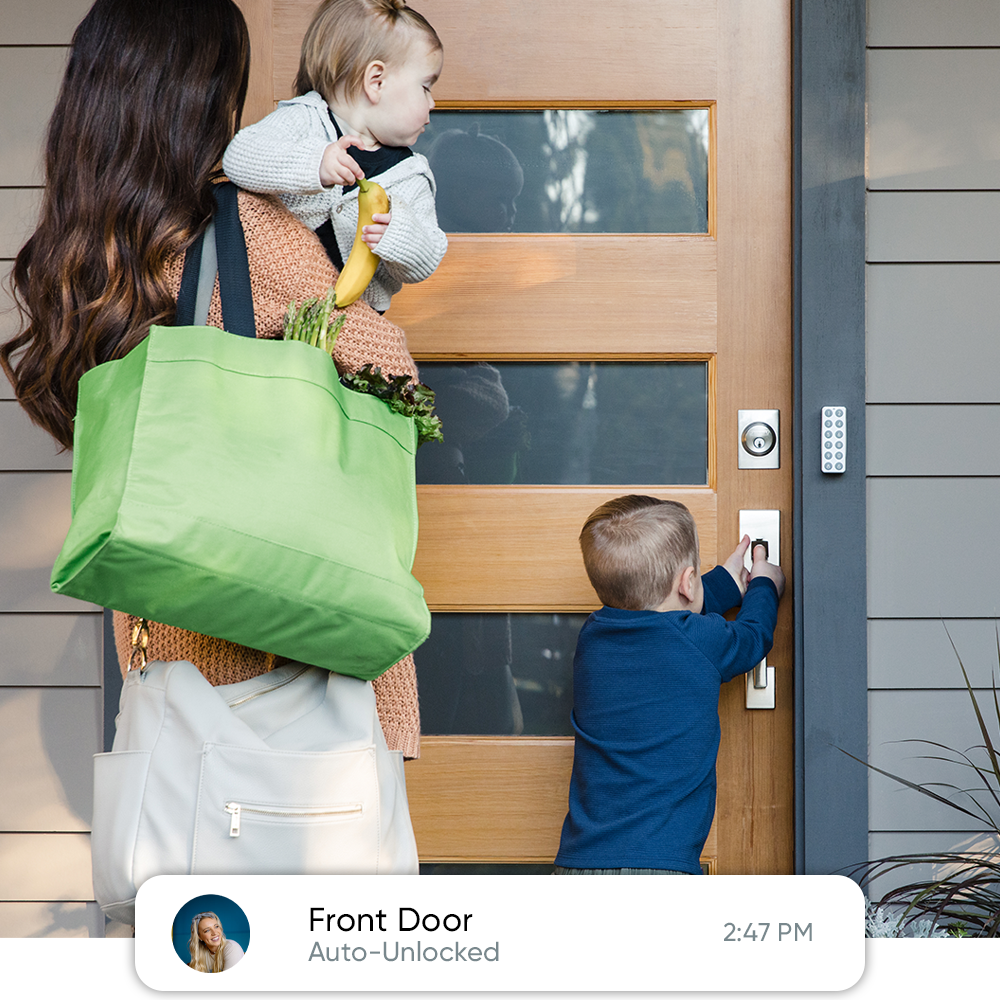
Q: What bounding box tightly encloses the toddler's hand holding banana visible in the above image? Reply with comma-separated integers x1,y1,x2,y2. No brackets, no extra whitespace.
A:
334,177,391,308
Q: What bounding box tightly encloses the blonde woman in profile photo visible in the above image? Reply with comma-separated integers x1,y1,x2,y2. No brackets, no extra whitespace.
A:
189,911,244,972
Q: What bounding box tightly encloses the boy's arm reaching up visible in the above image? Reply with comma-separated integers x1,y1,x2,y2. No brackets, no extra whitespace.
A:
701,536,785,617
700,535,751,616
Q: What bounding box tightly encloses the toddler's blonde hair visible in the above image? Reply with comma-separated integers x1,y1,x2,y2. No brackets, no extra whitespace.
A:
295,0,441,102
579,495,699,611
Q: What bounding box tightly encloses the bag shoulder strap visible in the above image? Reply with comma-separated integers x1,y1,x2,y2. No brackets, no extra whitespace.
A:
175,182,257,338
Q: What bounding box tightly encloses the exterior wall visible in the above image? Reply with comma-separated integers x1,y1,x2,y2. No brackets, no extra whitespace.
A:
866,0,1000,890
0,0,104,938
7,0,998,926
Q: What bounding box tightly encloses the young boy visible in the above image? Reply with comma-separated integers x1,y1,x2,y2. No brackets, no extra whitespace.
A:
554,495,785,875
222,0,447,313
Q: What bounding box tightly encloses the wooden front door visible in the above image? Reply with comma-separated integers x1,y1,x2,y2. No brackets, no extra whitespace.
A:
239,0,793,875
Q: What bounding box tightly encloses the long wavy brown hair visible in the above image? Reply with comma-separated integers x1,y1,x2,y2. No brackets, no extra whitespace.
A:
1,0,250,449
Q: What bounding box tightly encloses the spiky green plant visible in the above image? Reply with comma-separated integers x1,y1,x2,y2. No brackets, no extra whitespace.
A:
842,624,1000,937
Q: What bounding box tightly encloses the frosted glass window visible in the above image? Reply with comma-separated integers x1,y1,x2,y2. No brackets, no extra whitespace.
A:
416,613,585,736
413,109,710,233
416,361,709,486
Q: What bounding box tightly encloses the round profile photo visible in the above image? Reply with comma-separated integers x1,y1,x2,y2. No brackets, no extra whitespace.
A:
173,894,250,973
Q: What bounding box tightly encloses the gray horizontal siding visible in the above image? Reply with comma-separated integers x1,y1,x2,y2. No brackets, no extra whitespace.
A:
0,401,72,470
865,0,1000,887
870,619,1000,689
868,478,1000,619
0,472,94,612
0,687,99,832
0,189,42,259
868,192,1000,262
0,901,100,938
0,614,102,686
868,0,1000,48
867,405,1000,475
1,263,17,400
867,264,1000,403
0,833,92,900
870,689,1000,831
3,0,92,44
0,47,66,186
867,831,1000,899
1,5,105,931
869,49,1000,190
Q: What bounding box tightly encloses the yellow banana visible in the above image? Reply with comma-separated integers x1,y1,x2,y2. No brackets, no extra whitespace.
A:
333,177,390,308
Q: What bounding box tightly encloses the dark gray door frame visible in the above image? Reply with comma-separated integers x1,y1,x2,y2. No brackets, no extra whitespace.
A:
793,0,868,875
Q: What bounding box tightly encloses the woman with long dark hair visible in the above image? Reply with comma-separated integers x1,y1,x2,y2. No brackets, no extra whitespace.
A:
2,0,420,756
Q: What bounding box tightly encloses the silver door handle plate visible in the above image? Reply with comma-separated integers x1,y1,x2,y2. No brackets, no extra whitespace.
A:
739,510,780,710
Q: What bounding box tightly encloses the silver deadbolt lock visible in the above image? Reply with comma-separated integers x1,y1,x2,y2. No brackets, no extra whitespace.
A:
742,422,776,456
738,409,780,469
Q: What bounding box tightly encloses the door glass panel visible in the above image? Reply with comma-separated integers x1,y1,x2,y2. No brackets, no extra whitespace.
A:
415,612,585,736
413,109,710,233
416,361,709,486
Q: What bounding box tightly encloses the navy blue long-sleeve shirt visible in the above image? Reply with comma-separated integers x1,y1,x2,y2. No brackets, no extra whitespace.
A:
555,566,780,874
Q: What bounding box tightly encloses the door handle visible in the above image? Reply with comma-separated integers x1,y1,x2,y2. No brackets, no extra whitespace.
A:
739,510,779,710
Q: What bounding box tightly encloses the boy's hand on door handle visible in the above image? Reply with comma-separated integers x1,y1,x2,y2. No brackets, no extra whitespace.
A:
721,534,752,596
749,542,785,598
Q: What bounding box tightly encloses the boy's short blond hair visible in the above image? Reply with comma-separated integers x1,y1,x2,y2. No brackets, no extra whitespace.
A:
579,495,699,611
295,0,441,103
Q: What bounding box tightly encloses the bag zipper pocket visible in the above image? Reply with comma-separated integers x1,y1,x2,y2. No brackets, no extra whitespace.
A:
225,666,311,709
224,800,363,837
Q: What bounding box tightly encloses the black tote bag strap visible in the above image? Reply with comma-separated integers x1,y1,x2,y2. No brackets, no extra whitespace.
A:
212,181,256,338
175,182,256,338
175,230,204,327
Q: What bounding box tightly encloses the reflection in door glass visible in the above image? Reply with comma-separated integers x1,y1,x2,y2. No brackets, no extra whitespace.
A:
413,109,710,233
416,362,708,486
416,613,585,736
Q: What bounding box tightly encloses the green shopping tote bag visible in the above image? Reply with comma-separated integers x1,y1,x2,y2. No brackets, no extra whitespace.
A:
51,183,430,679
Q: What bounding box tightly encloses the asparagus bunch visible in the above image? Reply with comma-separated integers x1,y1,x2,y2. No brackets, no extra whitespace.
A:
282,288,344,354
282,292,443,447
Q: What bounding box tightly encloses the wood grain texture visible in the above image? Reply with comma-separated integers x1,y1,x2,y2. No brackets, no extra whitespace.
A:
246,0,793,875
713,0,794,875
236,0,276,126
414,486,717,610
388,237,717,357
405,737,572,861
274,0,719,103
405,736,718,866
